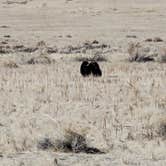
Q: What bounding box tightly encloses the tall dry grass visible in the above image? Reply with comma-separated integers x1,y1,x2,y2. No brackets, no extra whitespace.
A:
0,59,165,161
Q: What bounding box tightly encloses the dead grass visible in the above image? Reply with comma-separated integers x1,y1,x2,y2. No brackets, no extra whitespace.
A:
0,48,165,165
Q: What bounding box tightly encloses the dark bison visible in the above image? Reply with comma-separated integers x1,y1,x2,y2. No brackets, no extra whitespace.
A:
80,61,91,77
80,61,102,77
89,61,102,77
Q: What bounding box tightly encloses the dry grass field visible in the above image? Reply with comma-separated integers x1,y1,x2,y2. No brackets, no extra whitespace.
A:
0,0,166,166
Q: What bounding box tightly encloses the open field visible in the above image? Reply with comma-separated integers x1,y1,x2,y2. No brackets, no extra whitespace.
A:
0,0,166,166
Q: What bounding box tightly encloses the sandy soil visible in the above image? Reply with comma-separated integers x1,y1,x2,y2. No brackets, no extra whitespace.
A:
0,0,166,166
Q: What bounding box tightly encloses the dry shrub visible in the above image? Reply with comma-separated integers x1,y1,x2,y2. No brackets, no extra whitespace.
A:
37,130,104,154
36,41,48,51
82,41,108,51
4,0,28,5
75,54,107,62
158,121,166,139
36,41,48,55
13,45,24,50
155,118,166,139
47,47,58,54
92,54,107,62
37,138,55,150
12,41,57,54
13,45,37,53
0,43,37,54
0,25,9,28
36,41,58,54
54,130,87,153
55,130,104,154
27,55,55,65
0,45,11,54
126,35,137,38
60,41,109,54
153,37,163,42
145,37,163,42
60,45,81,54
145,38,153,42
3,60,18,68
74,56,89,62
149,115,166,140
4,35,11,38
158,47,166,63
128,42,154,62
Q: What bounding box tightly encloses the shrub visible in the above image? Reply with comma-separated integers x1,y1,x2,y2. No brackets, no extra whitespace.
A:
37,130,104,154
128,42,154,62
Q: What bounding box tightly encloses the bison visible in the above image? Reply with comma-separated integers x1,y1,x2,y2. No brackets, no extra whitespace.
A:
89,61,102,77
80,61,102,77
80,61,91,77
